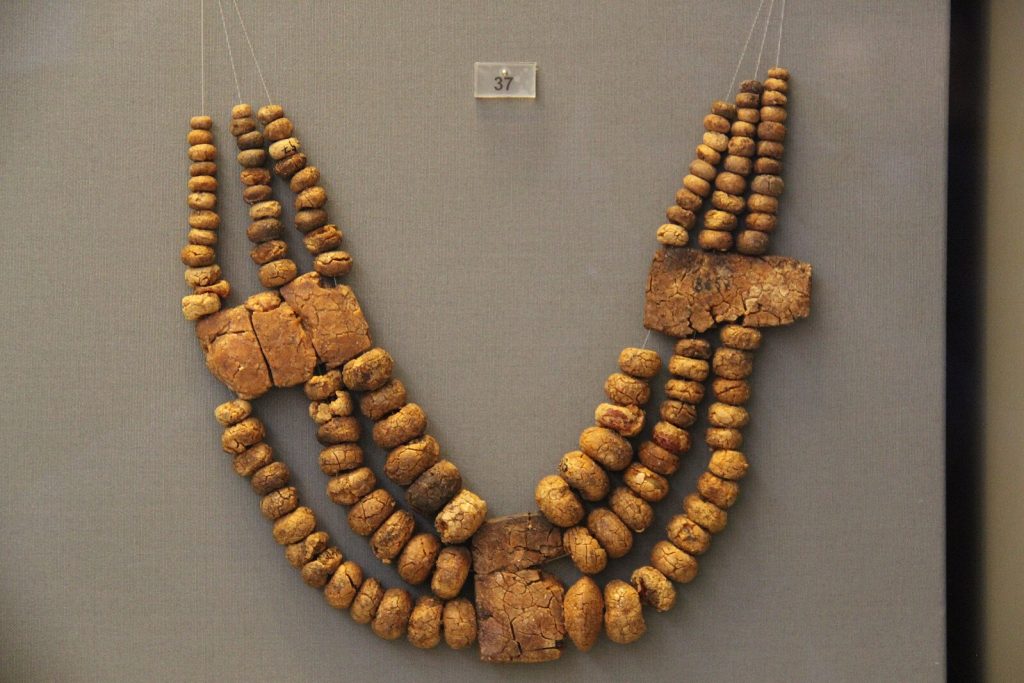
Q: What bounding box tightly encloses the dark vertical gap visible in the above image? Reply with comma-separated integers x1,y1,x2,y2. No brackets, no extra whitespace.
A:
947,0,986,679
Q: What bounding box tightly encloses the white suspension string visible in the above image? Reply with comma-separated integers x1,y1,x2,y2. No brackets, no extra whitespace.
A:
725,0,768,100
200,0,205,114
775,0,787,66
216,0,242,103
754,0,776,79
230,0,273,104
639,328,653,351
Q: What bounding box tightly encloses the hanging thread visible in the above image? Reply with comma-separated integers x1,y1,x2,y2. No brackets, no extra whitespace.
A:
754,0,777,79
231,0,273,104
200,0,205,114
775,0,787,66
725,0,769,100
216,0,242,103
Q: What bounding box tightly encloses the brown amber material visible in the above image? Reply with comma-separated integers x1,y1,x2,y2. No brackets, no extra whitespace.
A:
564,577,603,651
214,399,251,426
558,451,610,502
665,378,705,404
713,378,751,405
372,589,413,641
233,443,273,478
360,379,407,421
652,420,692,454
370,510,415,562
351,578,385,623
221,430,266,467
656,223,689,247
587,508,632,559
631,566,677,612
251,461,289,495
684,493,728,533
286,531,327,568
697,471,740,509
260,486,299,520
708,449,750,480
319,444,363,475
431,546,472,599
408,596,444,649
563,526,607,574
342,347,394,391
638,441,680,476
706,427,743,450
385,435,440,486
272,506,316,545
443,598,477,650
667,514,712,555
349,581,386,626
397,533,441,585
609,486,654,533
535,475,585,528
713,347,754,379
301,547,342,588
660,399,697,427
372,403,426,448
324,560,363,609
595,403,644,437
604,373,651,406
651,540,699,583
622,462,670,502
435,490,488,543
708,402,749,428
408,460,461,514
578,426,633,471
308,391,354,424
618,347,661,378
348,489,396,536
604,580,646,644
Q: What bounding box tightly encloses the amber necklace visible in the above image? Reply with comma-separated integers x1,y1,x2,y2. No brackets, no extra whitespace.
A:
179,0,810,663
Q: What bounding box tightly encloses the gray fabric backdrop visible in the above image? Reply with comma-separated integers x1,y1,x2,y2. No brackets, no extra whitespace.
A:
0,1,947,681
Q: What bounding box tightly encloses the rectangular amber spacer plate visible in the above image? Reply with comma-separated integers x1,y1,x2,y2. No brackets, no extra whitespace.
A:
644,247,812,337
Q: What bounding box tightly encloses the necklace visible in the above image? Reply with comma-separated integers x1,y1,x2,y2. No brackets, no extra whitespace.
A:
179,0,810,664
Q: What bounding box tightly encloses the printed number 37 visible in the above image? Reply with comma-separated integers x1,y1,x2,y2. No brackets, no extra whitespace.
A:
494,75,513,91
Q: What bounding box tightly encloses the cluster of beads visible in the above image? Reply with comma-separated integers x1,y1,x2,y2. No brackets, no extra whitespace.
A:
658,100,737,248
181,117,232,320
657,67,791,256
215,399,479,649
535,348,661,575
736,67,789,254
230,103,300,289
556,323,761,651
256,104,352,278
181,63,791,659
305,346,485,594
696,80,762,251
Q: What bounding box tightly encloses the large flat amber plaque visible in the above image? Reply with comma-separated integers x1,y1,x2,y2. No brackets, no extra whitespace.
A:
644,247,812,337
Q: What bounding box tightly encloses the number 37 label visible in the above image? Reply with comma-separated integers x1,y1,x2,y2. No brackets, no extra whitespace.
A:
474,62,537,99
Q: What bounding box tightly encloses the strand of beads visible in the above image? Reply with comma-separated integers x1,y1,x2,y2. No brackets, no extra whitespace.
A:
697,80,763,251
534,348,658,575
657,325,759,583
634,337,707,483
657,101,737,248
256,104,352,278
223,103,486,595
181,116,231,319
737,67,789,255
213,398,479,650
229,103,300,289
559,342,707,650
304,351,481,597
561,325,761,652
